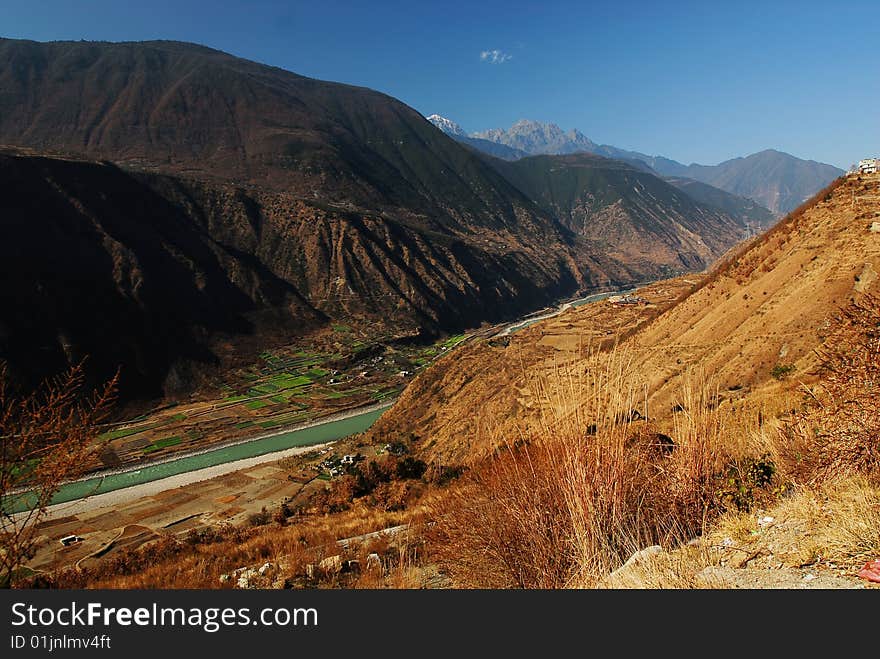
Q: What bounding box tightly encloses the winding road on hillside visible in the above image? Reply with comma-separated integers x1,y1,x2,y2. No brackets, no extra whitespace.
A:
498,287,640,335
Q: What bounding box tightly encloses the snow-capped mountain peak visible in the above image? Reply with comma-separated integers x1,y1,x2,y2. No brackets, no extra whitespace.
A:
472,119,598,156
426,114,467,137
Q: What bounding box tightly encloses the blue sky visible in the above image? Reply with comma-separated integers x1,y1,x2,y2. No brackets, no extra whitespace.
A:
1,0,877,168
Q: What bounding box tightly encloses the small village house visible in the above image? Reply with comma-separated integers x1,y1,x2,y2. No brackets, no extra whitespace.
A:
859,158,879,174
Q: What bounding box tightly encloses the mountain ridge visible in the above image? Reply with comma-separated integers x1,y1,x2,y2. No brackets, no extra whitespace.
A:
428,115,843,215
426,114,528,160
472,119,597,156
669,149,844,214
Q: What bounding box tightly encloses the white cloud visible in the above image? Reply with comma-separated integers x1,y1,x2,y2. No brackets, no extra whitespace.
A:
480,49,512,64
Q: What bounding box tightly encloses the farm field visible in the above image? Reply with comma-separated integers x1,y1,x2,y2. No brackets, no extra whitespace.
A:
88,326,471,472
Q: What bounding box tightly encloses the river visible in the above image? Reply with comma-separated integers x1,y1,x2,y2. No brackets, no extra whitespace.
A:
7,405,388,514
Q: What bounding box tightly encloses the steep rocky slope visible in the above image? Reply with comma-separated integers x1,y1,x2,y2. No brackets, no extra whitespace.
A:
486,154,748,274
0,151,582,399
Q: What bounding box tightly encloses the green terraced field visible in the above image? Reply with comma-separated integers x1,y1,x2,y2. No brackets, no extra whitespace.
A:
207,330,474,432
142,436,183,454
250,383,280,394
268,374,313,389
98,423,158,441
441,333,467,348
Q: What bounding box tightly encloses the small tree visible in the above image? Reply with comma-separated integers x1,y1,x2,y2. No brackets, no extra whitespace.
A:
0,362,117,587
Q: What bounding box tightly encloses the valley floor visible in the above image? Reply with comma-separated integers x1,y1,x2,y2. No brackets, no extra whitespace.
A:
18,276,697,580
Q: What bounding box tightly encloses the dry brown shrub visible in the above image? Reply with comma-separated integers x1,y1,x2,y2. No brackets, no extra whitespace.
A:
427,349,759,588
1,361,118,587
775,293,880,484
24,498,423,589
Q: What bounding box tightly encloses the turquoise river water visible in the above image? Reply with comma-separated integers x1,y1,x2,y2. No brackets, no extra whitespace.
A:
8,407,387,513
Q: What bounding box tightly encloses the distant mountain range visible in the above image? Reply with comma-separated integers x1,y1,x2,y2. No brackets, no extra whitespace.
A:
427,116,844,214
662,177,774,229
0,38,759,400
473,119,597,156
664,150,844,216
425,115,527,160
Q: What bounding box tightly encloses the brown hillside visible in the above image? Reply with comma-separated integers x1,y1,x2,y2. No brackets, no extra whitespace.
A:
367,173,880,463
628,174,878,408
365,277,697,464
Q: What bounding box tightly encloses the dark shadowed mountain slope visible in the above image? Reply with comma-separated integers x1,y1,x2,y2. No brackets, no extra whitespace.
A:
0,151,582,400
0,152,314,399
0,38,550,233
0,39,590,396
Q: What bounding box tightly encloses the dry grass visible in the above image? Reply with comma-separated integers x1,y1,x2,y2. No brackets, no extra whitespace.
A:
22,501,428,589
807,477,880,566
595,543,719,589
427,307,878,589
590,475,880,588
427,347,773,588
665,176,846,306
708,475,880,571
771,477,880,568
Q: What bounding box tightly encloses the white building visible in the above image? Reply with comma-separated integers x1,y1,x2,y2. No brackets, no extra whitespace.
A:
859,158,879,174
